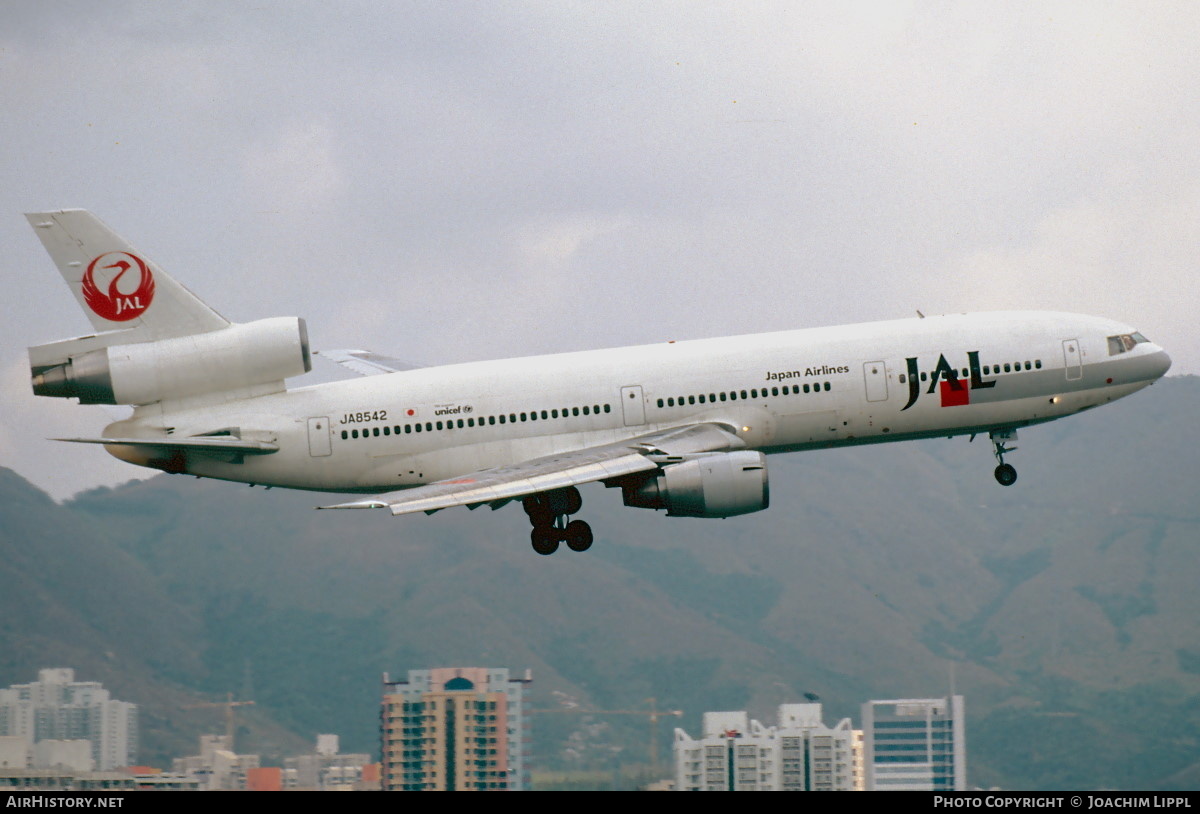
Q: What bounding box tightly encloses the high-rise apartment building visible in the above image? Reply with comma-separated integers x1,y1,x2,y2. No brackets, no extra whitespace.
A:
381,667,531,791
0,669,136,771
861,696,965,791
673,703,857,791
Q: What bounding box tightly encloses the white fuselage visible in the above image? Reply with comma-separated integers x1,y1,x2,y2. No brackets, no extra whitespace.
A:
103,311,1171,495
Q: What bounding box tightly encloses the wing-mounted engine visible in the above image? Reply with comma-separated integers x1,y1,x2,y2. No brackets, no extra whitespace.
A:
622,450,769,518
30,317,311,405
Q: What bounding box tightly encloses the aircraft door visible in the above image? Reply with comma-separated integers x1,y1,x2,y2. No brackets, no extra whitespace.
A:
1062,339,1083,381
863,361,888,402
620,385,646,426
307,416,332,457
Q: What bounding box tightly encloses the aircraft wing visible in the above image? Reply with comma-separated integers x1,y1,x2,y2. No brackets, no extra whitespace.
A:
314,349,422,376
319,422,744,516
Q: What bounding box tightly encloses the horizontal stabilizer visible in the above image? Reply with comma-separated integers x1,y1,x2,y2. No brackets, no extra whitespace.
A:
54,436,278,455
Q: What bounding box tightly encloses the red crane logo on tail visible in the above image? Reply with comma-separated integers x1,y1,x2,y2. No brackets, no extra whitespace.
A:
82,252,155,321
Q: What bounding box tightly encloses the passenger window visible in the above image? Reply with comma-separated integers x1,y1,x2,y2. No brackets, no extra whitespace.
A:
341,430,348,440
542,410,549,419
803,384,810,393
499,415,506,424
572,407,579,416
457,419,464,428
520,412,527,421
667,398,674,407
771,387,779,397
383,426,390,436
719,392,727,402
657,399,664,408
436,421,443,431
823,382,831,392
604,404,612,413
698,394,706,403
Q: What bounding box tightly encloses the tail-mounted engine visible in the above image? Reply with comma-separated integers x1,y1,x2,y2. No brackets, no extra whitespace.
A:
30,317,311,405
622,451,769,518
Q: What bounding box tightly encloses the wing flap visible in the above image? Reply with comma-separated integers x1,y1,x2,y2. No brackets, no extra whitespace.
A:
319,422,743,516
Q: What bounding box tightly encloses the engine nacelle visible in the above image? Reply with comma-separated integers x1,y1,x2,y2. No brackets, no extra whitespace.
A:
31,317,311,405
623,451,769,518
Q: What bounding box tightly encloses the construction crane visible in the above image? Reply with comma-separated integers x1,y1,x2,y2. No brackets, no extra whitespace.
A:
181,693,255,751
531,697,683,767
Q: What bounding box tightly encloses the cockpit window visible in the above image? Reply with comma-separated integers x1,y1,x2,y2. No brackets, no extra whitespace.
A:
1107,332,1150,356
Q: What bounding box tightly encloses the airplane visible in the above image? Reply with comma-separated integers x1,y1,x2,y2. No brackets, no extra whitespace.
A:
25,210,1172,555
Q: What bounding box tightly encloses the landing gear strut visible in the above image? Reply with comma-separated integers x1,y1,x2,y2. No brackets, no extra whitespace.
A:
524,487,593,555
990,429,1018,486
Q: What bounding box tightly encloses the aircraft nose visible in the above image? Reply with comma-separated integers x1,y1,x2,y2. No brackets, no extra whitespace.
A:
1145,348,1172,380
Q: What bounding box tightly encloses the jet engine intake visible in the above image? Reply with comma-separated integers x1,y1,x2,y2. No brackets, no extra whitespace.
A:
622,451,769,518
31,317,311,405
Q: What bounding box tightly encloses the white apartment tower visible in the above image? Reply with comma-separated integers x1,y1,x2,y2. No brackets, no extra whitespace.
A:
0,669,137,771
674,704,856,791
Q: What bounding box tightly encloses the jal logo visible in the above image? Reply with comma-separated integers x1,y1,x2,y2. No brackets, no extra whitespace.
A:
901,351,996,411
82,252,155,321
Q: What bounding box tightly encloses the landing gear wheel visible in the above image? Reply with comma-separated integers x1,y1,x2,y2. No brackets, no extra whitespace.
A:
564,519,594,552
531,526,560,556
994,463,1017,486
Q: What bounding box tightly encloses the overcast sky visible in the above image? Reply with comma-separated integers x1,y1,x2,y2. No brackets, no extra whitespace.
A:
2,1,1196,499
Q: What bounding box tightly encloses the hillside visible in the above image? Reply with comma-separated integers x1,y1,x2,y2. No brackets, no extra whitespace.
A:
1,375,1196,788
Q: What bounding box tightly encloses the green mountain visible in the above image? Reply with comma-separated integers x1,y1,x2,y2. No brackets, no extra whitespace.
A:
1,375,1196,789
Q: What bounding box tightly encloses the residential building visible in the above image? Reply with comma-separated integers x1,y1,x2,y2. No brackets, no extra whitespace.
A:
282,734,373,790
381,667,532,791
673,703,857,791
0,669,136,771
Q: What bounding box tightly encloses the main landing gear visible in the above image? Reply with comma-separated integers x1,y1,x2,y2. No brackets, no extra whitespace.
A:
524,487,594,555
990,429,1018,486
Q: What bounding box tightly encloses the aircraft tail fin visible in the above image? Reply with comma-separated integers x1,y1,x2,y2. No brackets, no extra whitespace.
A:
26,210,229,340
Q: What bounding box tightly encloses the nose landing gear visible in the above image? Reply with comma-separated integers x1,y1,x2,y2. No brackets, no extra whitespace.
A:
524,487,593,555
990,429,1018,486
